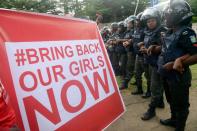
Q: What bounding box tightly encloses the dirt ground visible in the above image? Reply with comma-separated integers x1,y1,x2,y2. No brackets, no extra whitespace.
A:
105,88,197,131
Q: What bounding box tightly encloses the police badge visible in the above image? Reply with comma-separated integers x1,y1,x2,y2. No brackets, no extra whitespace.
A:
190,35,197,44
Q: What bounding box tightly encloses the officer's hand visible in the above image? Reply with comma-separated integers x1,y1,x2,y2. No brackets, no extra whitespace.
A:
106,39,110,43
116,39,121,43
163,62,174,71
112,40,117,45
105,44,109,48
173,58,184,74
147,45,156,56
123,41,129,47
123,41,127,47
140,47,147,54
137,42,144,48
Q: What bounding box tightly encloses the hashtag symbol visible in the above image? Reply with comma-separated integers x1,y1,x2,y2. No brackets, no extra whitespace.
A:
14,49,26,66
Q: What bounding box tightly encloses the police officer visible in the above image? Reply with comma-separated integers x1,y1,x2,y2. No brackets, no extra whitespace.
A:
115,21,127,76
140,7,166,120
119,16,136,90
101,26,110,44
132,12,151,97
106,23,119,75
158,0,197,131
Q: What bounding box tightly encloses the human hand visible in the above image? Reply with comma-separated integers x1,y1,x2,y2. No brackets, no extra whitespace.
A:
123,41,129,47
139,47,147,54
147,45,156,56
173,58,184,74
163,62,174,71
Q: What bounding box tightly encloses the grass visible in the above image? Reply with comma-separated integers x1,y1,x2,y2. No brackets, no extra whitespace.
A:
191,64,197,88
116,64,197,91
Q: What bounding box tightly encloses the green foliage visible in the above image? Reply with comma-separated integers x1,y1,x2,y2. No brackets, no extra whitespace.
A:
188,0,197,16
0,0,149,23
191,65,197,88
82,0,149,22
0,0,196,23
192,16,197,23
0,0,61,15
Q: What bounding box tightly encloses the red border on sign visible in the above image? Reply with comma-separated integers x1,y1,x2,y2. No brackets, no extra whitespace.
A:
0,9,125,131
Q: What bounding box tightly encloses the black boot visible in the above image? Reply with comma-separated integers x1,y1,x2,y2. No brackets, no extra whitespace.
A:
160,105,177,127
141,106,156,120
156,98,165,108
142,91,151,98
160,118,176,127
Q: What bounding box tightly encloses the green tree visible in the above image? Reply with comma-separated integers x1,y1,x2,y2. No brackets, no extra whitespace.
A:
0,0,149,22
0,0,61,15
82,0,149,22
188,0,197,16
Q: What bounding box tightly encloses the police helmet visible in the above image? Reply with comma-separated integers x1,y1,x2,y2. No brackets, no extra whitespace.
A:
136,12,146,27
141,7,161,24
127,15,136,23
136,12,143,20
164,0,193,27
111,22,119,29
101,26,110,33
118,21,126,28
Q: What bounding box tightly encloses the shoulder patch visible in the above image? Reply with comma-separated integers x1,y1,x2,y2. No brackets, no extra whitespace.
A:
182,31,188,35
190,35,197,44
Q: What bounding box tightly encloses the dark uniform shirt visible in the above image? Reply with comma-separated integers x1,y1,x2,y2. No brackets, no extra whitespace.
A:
158,26,197,81
133,27,145,56
101,31,110,44
124,29,134,52
115,31,126,53
143,26,167,66
107,32,119,52
161,27,197,64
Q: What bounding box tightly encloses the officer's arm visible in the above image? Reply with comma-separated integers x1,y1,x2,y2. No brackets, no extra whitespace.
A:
173,29,197,72
116,39,131,43
154,46,162,54
173,54,190,73
106,39,114,45
182,54,197,66
147,45,161,55
137,42,144,48
173,54,197,73
127,39,133,45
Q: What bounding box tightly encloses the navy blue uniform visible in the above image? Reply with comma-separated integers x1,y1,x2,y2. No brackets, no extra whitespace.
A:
144,26,167,108
107,32,119,75
158,26,197,130
115,32,127,76
120,29,136,88
133,27,151,93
